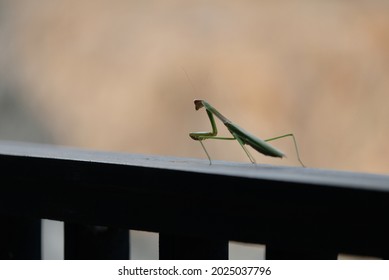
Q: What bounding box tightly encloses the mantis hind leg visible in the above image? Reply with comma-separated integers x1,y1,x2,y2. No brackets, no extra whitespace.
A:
265,134,305,167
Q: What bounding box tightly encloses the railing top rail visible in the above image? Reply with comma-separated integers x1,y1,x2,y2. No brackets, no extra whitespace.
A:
0,140,388,192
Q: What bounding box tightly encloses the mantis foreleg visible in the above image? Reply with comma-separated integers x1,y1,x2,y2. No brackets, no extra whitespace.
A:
190,108,256,164
190,109,235,164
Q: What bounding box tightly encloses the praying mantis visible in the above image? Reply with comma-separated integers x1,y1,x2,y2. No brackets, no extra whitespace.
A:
189,99,305,167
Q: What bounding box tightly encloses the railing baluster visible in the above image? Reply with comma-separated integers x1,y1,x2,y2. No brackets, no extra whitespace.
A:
64,223,129,260
265,243,338,260
159,233,228,260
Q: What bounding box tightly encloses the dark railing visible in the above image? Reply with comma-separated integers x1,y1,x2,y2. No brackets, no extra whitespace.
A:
1,140,389,260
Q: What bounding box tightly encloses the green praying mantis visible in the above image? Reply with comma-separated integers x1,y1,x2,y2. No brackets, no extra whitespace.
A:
189,99,305,167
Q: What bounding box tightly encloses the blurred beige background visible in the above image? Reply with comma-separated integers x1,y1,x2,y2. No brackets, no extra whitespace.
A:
1,0,389,173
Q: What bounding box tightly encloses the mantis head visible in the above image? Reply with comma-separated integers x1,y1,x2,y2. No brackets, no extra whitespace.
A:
193,99,205,110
